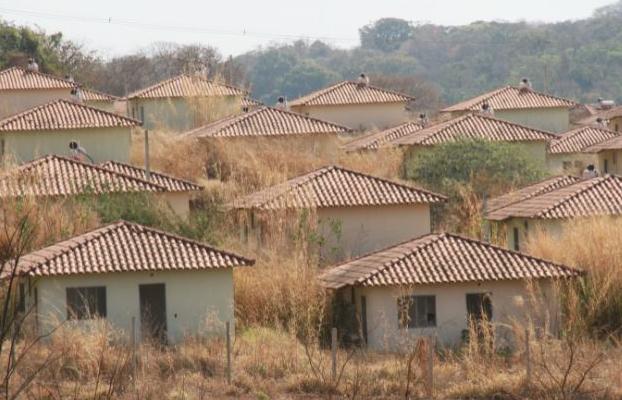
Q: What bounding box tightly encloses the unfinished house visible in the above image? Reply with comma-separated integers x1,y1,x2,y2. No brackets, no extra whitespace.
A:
547,126,619,174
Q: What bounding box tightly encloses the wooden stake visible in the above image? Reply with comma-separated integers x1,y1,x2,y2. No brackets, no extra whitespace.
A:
426,336,435,398
331,327,338,382
525,328,531,388
226,321,232,384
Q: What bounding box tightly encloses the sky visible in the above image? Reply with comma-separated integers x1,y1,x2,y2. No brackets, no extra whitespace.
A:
0,0,615,58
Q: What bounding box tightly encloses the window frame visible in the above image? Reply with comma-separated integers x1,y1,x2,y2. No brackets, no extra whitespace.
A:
66,286,107,320
398,294,437,329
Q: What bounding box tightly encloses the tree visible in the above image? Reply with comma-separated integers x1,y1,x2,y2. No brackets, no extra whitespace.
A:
359,18,413,52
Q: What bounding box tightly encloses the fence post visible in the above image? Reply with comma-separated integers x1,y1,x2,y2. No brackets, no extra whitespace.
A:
525,328,531,388
226,320,232,384
331,327,338,382
130,316,137,376
426,336,435,398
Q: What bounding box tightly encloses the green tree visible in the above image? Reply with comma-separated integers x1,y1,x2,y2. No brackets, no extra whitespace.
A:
359,18,413,52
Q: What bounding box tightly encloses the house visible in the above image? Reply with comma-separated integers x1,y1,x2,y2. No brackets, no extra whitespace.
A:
342,120,425,152
485,175,622,251
392,113,558,166
289,80,415,130
577,106,622,133
182,106,351,157
126,74,246,132
241,97,263,111
441,85,576,133
0,99,140,163
14,220,253,343
319,232,581,351
582,135,622,174
547,126,619,174
81,87,125,114
231,165,446,263
0,66,74,118
0,155,199,218
100,160,203,217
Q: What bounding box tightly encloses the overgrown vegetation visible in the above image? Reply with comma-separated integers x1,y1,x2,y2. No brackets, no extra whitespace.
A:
403,139,547,235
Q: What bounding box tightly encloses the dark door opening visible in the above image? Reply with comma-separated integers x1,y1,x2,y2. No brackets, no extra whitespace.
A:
139,284,167,343
466,293,493,342
360,296,368,346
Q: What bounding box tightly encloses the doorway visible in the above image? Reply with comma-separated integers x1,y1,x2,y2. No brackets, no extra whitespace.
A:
139,283,167,343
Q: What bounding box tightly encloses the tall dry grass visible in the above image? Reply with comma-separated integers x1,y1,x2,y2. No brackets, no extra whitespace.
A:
526,217,622,336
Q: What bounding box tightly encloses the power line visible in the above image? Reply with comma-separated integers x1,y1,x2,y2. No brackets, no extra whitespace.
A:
0,6,359,43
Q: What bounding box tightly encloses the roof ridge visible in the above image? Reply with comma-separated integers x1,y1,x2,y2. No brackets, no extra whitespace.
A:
470,112,558,137
16,154,168,192
548,125,613,151
290,80,414,106
0,66,74,87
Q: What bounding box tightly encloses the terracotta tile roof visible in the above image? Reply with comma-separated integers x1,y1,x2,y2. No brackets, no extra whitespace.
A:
0,155,167,198
319,232,581,289
548,126,619,154
486,175,580,214
0,99,140,131
100,160,203,192
182,106,351,138
0,66,74,90
343,121,425,152
16,220,253,277
391,113,557,146
232,165,446,210
583,134,622,152
289,81,415,106
441,86,576,112
81,88,121,102
486,175,622,221
578,105,622,125
126,74,245,99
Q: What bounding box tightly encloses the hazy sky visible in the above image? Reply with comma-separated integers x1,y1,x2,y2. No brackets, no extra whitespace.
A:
0,0,614,58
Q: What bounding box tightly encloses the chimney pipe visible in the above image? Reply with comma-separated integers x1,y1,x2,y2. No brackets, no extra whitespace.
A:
144,129,151,180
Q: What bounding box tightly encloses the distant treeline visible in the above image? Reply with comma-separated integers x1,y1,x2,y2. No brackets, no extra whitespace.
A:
2,1,622,110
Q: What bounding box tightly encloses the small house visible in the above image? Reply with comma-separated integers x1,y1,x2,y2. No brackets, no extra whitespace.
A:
577,105,622,133
231,165,446,263
289,81,414,130
0,99,140,163
100,160,203,217
441,85,576,133
81,87,125,114
392,113,558,166
0,155,200,218
485,175,622,251
182,106,351,157
0,66,74,118
547,126,618,174
319,232,581,350
126,74,246,132
13,221,253,343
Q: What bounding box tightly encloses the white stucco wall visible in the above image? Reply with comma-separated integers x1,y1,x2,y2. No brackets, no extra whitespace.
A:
291,102,408,131
595,150,622,175
84,100,116,114
0,89,72,118
33,269,235,343
318,203,431,263
1,127,132,163
128,96,241,133
501,218,564,251
495,108,570,133
353,279,559,351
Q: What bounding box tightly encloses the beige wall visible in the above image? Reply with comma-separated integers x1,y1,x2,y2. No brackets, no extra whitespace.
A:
32,269,234,343
0,89,72,118
84,100,116,114
1,127,132,163
161,192,192,219
318,203,431,263
352,279,559,351
128,96,242,133
595,150,622,175
291,102,408,131
501,218,563,251
547,152,599,175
